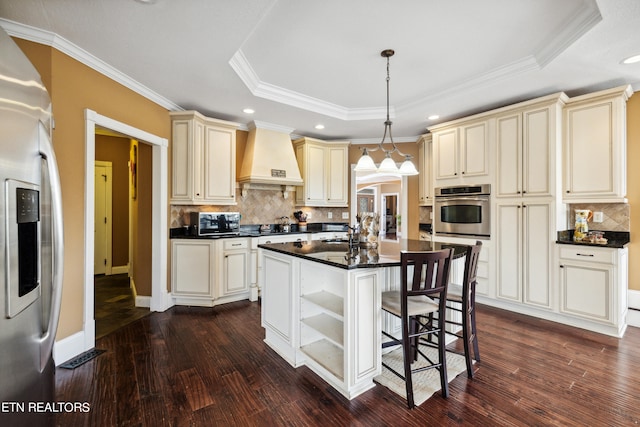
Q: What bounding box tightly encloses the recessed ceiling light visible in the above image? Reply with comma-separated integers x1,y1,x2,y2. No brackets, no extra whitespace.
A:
314,124,325,130
134,0,157,4
243,108,255,114
622,54,640,64
427,115,440,120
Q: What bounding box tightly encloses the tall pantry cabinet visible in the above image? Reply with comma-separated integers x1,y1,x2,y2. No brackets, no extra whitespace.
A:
494,94,567,310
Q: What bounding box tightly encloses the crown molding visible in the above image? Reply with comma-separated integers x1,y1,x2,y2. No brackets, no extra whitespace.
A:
0,18,183,112
248,120,295,134
229,49,391,121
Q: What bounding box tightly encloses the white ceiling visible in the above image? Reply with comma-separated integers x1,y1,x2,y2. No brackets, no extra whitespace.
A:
1,0,639,141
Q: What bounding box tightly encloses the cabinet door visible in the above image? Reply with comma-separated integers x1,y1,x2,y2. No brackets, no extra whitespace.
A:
418,138,432,205
305,144,326,204
564,102,616,197
326,146,347,205
262,253,295,345
496,203,522,302
203,125,236,203
460,121,488,176
496,114,521,197
222,250,248,296
523,108,551,197
172,240,214,298
560,262,612,323
171,120,193,201
434,128,458,180
522,202,551,308
193,120,205,201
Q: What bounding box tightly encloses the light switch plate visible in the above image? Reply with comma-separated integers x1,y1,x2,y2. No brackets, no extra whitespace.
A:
593,211,604,223
342,212,349,219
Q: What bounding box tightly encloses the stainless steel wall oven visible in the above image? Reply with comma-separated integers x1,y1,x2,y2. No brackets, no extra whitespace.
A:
434,184,491,238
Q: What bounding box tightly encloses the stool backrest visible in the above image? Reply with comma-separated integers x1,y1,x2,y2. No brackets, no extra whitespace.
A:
462,241,483,302
401,248,453,300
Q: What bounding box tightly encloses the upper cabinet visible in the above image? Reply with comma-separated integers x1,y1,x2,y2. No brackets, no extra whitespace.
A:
418,134,432,206
170,111,240,205
431,118,490,183
495,94,567,199
293,137,349,207
562,85,633,203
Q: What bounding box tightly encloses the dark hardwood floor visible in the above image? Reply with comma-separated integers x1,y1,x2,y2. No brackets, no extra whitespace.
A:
55,301,640,426
94,274,150,339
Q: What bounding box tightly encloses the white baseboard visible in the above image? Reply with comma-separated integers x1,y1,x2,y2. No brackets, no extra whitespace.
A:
136,295,151,308
629,289,640,310
110,264,129,275
628,308,640,329
53,331,91,367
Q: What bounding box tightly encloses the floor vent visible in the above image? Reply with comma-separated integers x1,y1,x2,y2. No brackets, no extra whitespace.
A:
59,348,106,369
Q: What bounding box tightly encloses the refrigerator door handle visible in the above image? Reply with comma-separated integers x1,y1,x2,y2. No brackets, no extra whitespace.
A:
38,122,64,372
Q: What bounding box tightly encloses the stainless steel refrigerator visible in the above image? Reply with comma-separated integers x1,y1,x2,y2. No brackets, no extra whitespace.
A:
0,26,64,426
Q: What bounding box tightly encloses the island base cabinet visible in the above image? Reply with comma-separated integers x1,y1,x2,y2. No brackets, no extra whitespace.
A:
262,253,298,366
261,250,381,400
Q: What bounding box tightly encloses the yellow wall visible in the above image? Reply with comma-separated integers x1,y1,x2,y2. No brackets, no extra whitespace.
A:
13,38,171,340
627,94,640,291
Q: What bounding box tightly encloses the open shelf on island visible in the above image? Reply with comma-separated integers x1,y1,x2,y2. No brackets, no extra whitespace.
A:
301,291,344,317
300,339,344,380
301,313,344,346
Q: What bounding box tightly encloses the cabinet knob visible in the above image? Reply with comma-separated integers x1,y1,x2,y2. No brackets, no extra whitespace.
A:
560,265,564,268
566,190,570,193
461,171,465,175
522,191,527,194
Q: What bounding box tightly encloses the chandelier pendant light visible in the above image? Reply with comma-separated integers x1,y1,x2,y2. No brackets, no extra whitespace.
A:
354,49,419,176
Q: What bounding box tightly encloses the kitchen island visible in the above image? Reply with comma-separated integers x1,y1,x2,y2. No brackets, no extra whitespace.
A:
258,238,468,399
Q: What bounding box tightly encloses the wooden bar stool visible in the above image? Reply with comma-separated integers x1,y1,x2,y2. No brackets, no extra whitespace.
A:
443,241,482,378
381,248,453,409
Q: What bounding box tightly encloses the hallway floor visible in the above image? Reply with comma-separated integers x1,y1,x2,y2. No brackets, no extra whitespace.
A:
94,274,150,339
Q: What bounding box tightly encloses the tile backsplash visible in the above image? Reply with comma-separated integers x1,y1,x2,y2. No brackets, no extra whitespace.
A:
170,187,350,227
567,203,629,231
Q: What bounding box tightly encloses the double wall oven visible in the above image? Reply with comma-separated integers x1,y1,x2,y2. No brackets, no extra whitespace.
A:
434,184,491,239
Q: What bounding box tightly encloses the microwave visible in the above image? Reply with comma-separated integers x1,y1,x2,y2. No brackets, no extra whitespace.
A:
190,212,241,236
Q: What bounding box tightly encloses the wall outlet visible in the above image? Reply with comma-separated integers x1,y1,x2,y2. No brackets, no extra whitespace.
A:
306,212,312,219
327,212,333,219
593,211,604,223
342,212,349,219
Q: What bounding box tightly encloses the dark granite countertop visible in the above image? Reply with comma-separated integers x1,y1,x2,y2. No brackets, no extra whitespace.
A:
258,239,469,270
556,230,630,248
170,223,349,239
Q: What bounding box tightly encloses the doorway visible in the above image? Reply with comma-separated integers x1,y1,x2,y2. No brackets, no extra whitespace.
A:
79,110,168,357
381,193,399,239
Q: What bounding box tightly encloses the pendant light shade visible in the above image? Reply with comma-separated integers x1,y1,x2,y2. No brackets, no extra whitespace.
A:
354,49,419,176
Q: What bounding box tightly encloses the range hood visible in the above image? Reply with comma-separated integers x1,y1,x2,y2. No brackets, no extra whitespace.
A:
238,121,303,198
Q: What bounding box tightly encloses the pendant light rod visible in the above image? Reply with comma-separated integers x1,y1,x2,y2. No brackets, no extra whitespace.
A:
354,49,418,175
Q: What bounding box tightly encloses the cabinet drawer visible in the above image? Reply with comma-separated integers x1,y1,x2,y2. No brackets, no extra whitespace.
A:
224,239,248,250
558,246,615,264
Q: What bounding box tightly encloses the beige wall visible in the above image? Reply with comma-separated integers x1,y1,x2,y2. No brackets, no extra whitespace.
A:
627,94,640,291
14,38,171,340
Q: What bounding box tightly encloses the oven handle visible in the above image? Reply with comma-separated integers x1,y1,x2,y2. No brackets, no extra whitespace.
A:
435,196,489,202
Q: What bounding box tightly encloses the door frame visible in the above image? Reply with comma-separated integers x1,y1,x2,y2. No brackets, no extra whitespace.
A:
82,109,169,352
94,160,113,275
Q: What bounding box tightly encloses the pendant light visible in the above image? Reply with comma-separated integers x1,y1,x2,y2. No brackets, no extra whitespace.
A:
354,49,419,176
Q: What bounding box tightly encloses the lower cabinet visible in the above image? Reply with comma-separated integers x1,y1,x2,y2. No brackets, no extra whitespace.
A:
558,245,628,336
261,250,381,400
171,240,216,306
171,238,250,307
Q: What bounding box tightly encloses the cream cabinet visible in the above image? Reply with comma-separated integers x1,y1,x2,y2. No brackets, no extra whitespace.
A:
495,95,566,198
171,239,216,306
217,238,250,304
496,201,553,309
562,85,633,203
293,137,349,207
172,237,251,307
558,245,628,336
418,134,432,205
431,119,489,182
170,111,239,205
